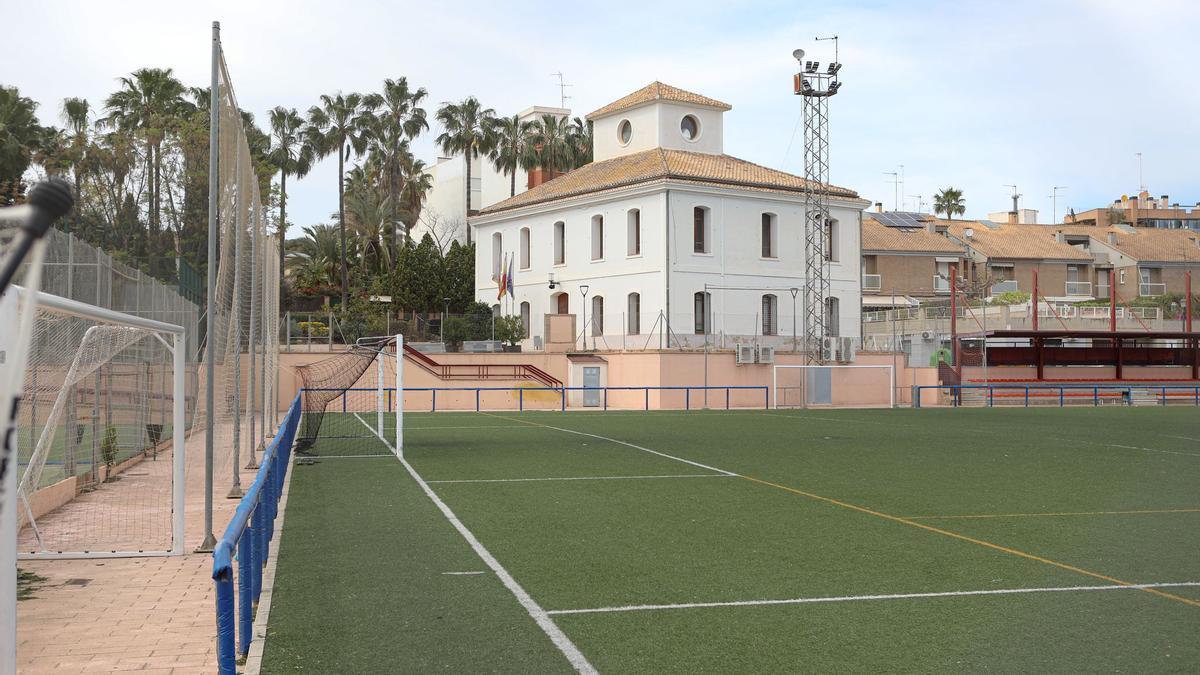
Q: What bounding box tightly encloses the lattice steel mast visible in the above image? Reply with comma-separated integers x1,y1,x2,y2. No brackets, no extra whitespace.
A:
792,40,842,363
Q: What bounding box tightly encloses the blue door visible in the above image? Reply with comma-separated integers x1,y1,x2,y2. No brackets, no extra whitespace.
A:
583,367,601,407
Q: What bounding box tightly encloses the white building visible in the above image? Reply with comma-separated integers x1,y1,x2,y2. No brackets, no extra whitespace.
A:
412,105,570,244
470,82,869,349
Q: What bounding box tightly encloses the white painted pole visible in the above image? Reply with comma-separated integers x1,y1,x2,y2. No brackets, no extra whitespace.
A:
376,349,384,436
395,334,403,458
172,332,186,554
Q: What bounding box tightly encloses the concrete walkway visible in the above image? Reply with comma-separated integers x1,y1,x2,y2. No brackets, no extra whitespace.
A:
18,422,262,673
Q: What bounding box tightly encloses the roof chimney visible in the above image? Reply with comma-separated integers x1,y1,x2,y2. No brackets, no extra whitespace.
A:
1107,232,1118,245
1054,230,1065,244
874,202,883,213
1160,195,1169,209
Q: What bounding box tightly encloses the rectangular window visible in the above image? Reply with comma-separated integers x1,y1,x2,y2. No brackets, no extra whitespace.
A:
761,214,776,258
694,292,710,334
553,221,565,265
519,228,530,269
693,207,707,254
824,219,838,261
628,209,641,256
591,215,604,261
627,293,640,335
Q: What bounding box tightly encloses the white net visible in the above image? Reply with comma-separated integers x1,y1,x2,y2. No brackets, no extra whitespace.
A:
15,305,182,555
198,50,280,496
773,365,895,409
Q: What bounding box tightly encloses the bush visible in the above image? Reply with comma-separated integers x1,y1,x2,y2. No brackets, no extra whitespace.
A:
442,316,469,351
494,315,525,346
989,290,1031,306
100,426,119,473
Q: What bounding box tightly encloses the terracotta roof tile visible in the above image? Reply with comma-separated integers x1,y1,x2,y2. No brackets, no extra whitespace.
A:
1050,225,1200,263
862,217,964,254
477,148,858,215
586,82,732,120
945,221,1093,261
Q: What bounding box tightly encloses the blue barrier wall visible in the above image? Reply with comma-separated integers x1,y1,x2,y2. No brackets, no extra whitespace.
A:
310,385,771,412
912,384,1200,408
212,394,301,674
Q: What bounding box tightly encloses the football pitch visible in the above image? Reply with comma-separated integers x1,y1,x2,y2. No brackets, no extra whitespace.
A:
261,407,1200,673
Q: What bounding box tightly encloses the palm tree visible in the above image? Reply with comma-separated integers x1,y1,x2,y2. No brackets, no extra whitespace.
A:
567,116,593,168
486,114,536,197
933,187,966,221
286,223,345,296
366,77,429,139
0,85,48,203
100,68,187,240
305,92,375,307
531,114,573,178
268,106,314,300
60,98,90,222
435,97,496,231
397,153,433,241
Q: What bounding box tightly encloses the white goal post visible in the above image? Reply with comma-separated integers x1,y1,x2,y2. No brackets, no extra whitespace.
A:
13,287,186,559
772,364,895,409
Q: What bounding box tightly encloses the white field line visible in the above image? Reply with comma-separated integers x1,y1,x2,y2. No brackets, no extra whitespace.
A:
1165,434,1200,442
428,474,735,485
407,425,530,430
483,413,738,477
547,582,1200,616
442,571,486,576
351,414,597,675
1106,443,1200,459
297,454,395,460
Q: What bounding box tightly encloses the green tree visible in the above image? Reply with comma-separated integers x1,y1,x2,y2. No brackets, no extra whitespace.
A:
0,85,48,204
568,116,593,168
365,77,429,257
100,68,187,245
486,114,536,197
443,240,476,311
435,97,495,222
306,92,376,307
268,106,315,300
531,113,573,178
60,97,91,225
933,187,966,220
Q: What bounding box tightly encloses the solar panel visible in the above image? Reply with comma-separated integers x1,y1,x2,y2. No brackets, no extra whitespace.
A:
871,211,929,228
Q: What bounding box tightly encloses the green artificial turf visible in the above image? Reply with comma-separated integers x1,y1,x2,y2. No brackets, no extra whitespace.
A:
262,407,1200,672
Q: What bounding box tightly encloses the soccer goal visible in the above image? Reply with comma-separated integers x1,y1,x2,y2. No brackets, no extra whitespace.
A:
12,289,187,558
773,364,895,409
295,334,403,458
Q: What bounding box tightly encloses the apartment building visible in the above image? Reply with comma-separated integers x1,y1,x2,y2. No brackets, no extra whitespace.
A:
1054,225,1200,298
861,215,966,305
944,221,1094,300
1068,191,1200,230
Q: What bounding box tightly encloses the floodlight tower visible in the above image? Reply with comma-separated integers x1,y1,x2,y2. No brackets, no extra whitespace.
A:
792,38,842,363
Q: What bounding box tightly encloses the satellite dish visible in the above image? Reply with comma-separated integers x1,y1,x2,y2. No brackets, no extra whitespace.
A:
792,48,805,63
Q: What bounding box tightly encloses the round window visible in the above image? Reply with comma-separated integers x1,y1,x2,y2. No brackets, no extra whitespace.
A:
618,119,632,145
680,115,700,141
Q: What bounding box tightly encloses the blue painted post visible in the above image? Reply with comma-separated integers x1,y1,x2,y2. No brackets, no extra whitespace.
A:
603,388,608,411
561,387,566,412
1024,386,1029,407
475,389,480,412
764,387,769,410
988,388,994,407
685,388,690,411
726,388,730,410
519,388,524,412
1094,387,1099,406
388,389,392,412
237,531,252,658
645,388,649,411
432,390,437,413
342,395,346,413
215,571,236,675
1059,387,1064,407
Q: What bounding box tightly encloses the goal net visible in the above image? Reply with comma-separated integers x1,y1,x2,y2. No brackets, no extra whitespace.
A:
13,292,187,557
295,335,402,458
773,364,895,409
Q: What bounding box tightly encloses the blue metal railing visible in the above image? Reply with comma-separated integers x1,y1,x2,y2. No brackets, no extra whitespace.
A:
212,394,301,674
912,384,1200,408
309,385,771,412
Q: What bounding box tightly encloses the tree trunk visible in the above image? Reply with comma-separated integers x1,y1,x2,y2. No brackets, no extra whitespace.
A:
464,152,472,244
510,165,516,197
339,142,348,308
279,169,287,304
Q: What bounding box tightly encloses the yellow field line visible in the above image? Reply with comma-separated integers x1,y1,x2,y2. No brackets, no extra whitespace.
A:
482,412,1200,610
909,508,1200,520
739,475,1200,609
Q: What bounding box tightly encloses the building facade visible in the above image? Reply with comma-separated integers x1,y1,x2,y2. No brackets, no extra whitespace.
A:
1068,191,1200,230
470,82,869,350
862,215,966,306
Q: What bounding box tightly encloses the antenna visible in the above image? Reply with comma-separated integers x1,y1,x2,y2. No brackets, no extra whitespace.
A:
1136,152,1145,192
883,172,899,211
908,194,925,214
551,72,573,109
815,35,839,64
1003,184,1021,216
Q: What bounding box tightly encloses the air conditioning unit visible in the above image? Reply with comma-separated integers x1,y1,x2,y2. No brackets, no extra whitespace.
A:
821,336,838,362
838,337,856,363
921,331,935,341
756,344,775,364
735,343,756,365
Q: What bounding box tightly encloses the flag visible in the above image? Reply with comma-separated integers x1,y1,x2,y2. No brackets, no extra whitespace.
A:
497,253,508,300
507,254,515,299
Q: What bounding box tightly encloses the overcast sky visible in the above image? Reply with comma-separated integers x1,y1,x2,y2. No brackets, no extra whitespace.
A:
6,0,1198,237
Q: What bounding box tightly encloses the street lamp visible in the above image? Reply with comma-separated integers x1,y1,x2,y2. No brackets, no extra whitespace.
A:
579,284,590,350
441,297,450,343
